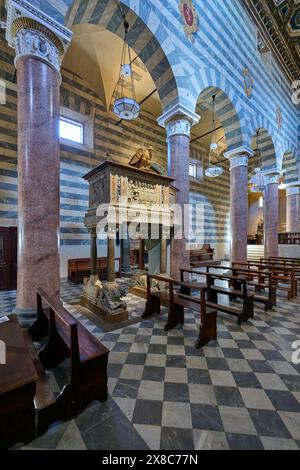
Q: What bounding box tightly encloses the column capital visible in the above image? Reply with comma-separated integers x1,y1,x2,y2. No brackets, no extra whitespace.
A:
262,169,283,186
5,0,73,75
286,184,300,196
157,104,200,139
223,146,254,169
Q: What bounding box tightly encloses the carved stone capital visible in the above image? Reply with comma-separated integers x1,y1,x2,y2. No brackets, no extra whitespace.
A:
286,185,300,197
224,146,254,170
5,0,72,74
157,104,200,139
166,117,192,138
263,169,282,186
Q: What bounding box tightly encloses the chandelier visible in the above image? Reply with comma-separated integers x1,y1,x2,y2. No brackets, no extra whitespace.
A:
113,18,140,121
205,94,223,178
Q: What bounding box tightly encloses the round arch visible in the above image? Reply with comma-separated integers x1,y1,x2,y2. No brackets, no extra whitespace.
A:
196,85,243,152
248,127,277,176
65,0,179,111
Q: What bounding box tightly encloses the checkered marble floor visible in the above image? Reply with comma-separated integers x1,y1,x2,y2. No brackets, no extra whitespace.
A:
3,279,300,450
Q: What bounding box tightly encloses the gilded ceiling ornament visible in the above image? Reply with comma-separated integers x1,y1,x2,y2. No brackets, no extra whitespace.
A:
243,68,253,98
276,106,283,129
179,0,199,42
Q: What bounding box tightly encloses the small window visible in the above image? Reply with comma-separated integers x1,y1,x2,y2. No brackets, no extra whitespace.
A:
189,163,197,178
59,117,83,144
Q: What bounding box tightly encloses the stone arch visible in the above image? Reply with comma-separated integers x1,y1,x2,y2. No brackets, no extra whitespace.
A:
65,0,179,112
196,85,244,151
248,128,277,178
282,151,298,185
247,115,280,169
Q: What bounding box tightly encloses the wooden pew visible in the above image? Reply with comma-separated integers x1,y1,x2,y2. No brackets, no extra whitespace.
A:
28,289,109,434
0,315,38,449
190,245,214,267
68,257,121,284
142,274,217,348
261,257,300,286
238,261,297,299
203,265,276,310
180,269,254,325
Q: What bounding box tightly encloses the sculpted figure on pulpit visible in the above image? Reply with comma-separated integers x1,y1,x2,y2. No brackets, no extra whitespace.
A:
129,146,154,171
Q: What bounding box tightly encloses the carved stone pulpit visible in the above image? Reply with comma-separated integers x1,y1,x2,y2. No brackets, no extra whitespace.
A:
81,160,176,323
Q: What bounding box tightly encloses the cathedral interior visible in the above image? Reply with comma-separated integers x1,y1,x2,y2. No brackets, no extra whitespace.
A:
0,0,300,452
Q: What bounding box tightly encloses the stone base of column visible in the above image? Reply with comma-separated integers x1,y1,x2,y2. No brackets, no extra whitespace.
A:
12,306,37,328
81,275,128,324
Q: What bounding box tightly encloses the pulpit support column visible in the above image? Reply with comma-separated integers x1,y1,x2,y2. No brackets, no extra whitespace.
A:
107,237,115,284
139,239,145,271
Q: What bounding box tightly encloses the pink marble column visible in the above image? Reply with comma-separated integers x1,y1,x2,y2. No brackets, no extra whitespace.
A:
17,57,60,312
167,124,190,278
158,109,199,279
286,186,300,233
263,173,281,258
5,2,72,322
224,148,253,264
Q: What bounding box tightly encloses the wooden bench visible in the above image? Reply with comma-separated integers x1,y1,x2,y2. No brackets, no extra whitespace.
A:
68,257,121,284
233,261,297,300
204,265,276,311
0,315,38,449
28,289,109,434
142,274,217,348
261,257,300,286
181,269,254,325
190,245,215,267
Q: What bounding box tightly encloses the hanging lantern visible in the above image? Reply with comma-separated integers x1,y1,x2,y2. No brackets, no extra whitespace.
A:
253,130,261,160
250,167,264,193
205,95,223,178
113,19,140,121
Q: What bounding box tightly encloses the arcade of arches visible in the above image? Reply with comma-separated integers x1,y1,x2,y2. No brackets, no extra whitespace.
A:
0,0,300,452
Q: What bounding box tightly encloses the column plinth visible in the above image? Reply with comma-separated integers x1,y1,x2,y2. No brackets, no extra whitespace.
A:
224,147,254,264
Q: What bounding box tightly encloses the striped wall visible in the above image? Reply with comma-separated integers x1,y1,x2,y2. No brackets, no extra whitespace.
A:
0,25,231,272
59,70,231,255
196,87,244,150
57,0,298,163
66,0,179,111
282,152,298,185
